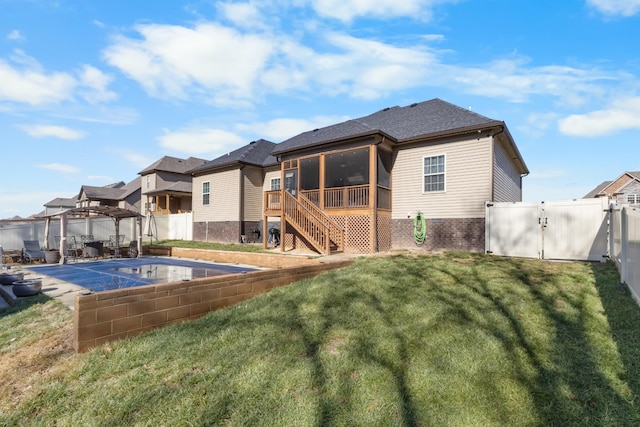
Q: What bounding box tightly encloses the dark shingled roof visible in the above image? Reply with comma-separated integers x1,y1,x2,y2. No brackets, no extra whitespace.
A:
272,98,502,155
189,139,278,175
80,178,140,201
44,196,78,207
583,181,612,199
139,156,208,175
145,181,193,195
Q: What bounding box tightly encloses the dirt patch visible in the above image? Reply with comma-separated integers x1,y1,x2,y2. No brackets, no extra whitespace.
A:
0,323,75,412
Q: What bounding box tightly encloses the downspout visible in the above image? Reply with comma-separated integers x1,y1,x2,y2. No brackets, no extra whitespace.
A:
239,165,246,243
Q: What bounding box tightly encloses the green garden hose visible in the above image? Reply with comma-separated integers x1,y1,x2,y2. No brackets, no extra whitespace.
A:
414,213,426,245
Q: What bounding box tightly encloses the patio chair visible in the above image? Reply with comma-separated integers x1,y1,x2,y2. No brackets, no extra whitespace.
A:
80,235,95,247
54,236,80,261
23,240,45,263
66,236,80,261
107,234,125,257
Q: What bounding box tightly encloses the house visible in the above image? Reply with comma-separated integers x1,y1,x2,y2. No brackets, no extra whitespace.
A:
584,171,640,205
191,99,529,254
43,195,78,216
139,156,207,215
77,179,141,213
189,139,279,243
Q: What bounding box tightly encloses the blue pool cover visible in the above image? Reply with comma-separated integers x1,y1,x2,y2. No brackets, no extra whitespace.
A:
28,257,258,292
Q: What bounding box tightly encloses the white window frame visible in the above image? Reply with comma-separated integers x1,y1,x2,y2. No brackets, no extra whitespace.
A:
270,177,281,191
628,194,640,204
423,154,446,193
146,175,151,189
202,181,210,206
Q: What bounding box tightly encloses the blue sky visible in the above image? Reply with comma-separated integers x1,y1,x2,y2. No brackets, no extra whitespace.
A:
1,0,639,218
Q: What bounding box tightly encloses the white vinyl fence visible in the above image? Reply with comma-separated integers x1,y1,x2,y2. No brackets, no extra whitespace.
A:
0,217,139,252
610,206,640,304
0,212,193,253
485,198,610,261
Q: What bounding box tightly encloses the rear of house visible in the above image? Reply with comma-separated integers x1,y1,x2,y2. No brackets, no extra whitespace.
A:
191,99,528,254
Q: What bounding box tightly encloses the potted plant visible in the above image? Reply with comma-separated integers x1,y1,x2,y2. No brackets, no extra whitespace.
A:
44,249,60,264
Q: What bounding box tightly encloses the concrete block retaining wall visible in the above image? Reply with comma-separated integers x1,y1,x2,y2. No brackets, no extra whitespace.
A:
73,256,352,352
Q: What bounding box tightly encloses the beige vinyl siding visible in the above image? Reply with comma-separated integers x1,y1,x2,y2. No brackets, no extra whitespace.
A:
263,167,281,191
192,169,240,222
392,135,493,219
243,166,264,221
493,139,522,202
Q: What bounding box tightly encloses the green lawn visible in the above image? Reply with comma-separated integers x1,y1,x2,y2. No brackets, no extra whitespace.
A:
1,253,640,426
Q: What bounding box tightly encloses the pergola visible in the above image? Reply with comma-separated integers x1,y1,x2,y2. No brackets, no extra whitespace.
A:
44,206,144,264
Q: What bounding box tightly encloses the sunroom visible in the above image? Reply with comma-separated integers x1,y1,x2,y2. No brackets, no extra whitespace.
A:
264,135,393,255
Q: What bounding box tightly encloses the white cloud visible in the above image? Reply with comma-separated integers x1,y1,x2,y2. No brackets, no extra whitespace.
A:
311,0,441,22
102,23,274,103
519,112,559,138
237,115,350,141
20,124,86,140
7,30,23,41
0,50,116,106
77,65,117,103
36,163,80,173
0,55,75,105
218,2,265,29
557,97,640,137
157,127,247,157
587,0,640,16
448,58,612,105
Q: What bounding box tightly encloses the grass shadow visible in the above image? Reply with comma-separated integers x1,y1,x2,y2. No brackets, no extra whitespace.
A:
591,262,640,403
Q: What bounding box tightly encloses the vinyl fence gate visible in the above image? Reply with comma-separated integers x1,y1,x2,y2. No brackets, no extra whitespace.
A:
485,198,610,261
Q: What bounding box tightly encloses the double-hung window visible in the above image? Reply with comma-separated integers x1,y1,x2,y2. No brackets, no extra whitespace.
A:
202,182,210,205
423,155,445,192
628,194,640,204
270,177,281,191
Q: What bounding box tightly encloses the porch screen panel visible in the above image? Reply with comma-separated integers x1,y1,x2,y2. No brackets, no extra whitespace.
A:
300,157,320,190
325,148,370,188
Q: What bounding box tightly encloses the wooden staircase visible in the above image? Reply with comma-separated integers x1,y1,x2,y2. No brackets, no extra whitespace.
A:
282,191,344,255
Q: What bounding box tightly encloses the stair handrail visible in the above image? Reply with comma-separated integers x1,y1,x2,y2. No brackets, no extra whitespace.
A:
297,192,344,252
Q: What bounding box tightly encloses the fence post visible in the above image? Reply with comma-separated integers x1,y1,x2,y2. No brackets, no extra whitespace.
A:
621,207,628,285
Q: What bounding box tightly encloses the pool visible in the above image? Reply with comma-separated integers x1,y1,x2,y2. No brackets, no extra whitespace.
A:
28,257,259,292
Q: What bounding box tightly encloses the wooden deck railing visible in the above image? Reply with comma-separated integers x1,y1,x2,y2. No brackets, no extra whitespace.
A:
325,185,369,209
264,190,282,214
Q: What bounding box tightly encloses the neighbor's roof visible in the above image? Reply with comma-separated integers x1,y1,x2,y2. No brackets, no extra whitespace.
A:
190,139,278,175
139,156,208,175
273,98,504,155
79,178,139,201
585,171,640,198
144,181,193,196
583,181,613,199
44,196,78,207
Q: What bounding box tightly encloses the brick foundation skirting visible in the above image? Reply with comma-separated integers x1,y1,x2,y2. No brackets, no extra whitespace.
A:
391,217,485,252
73,257,353,352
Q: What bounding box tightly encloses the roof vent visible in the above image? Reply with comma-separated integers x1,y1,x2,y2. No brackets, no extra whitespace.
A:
383,107,390,111
410,103,417,107
249,140,256,144
313,128,319,132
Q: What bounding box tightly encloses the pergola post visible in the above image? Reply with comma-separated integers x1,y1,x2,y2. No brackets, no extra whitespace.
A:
59,212,68,264
44,217,51,250
136,216,143,257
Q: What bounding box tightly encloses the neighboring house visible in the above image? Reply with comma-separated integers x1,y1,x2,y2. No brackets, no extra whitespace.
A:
77,179,141,213
43,195,78,216
268,98,528,254
139,156,207,215
584,171,640,205
190,139,279,243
